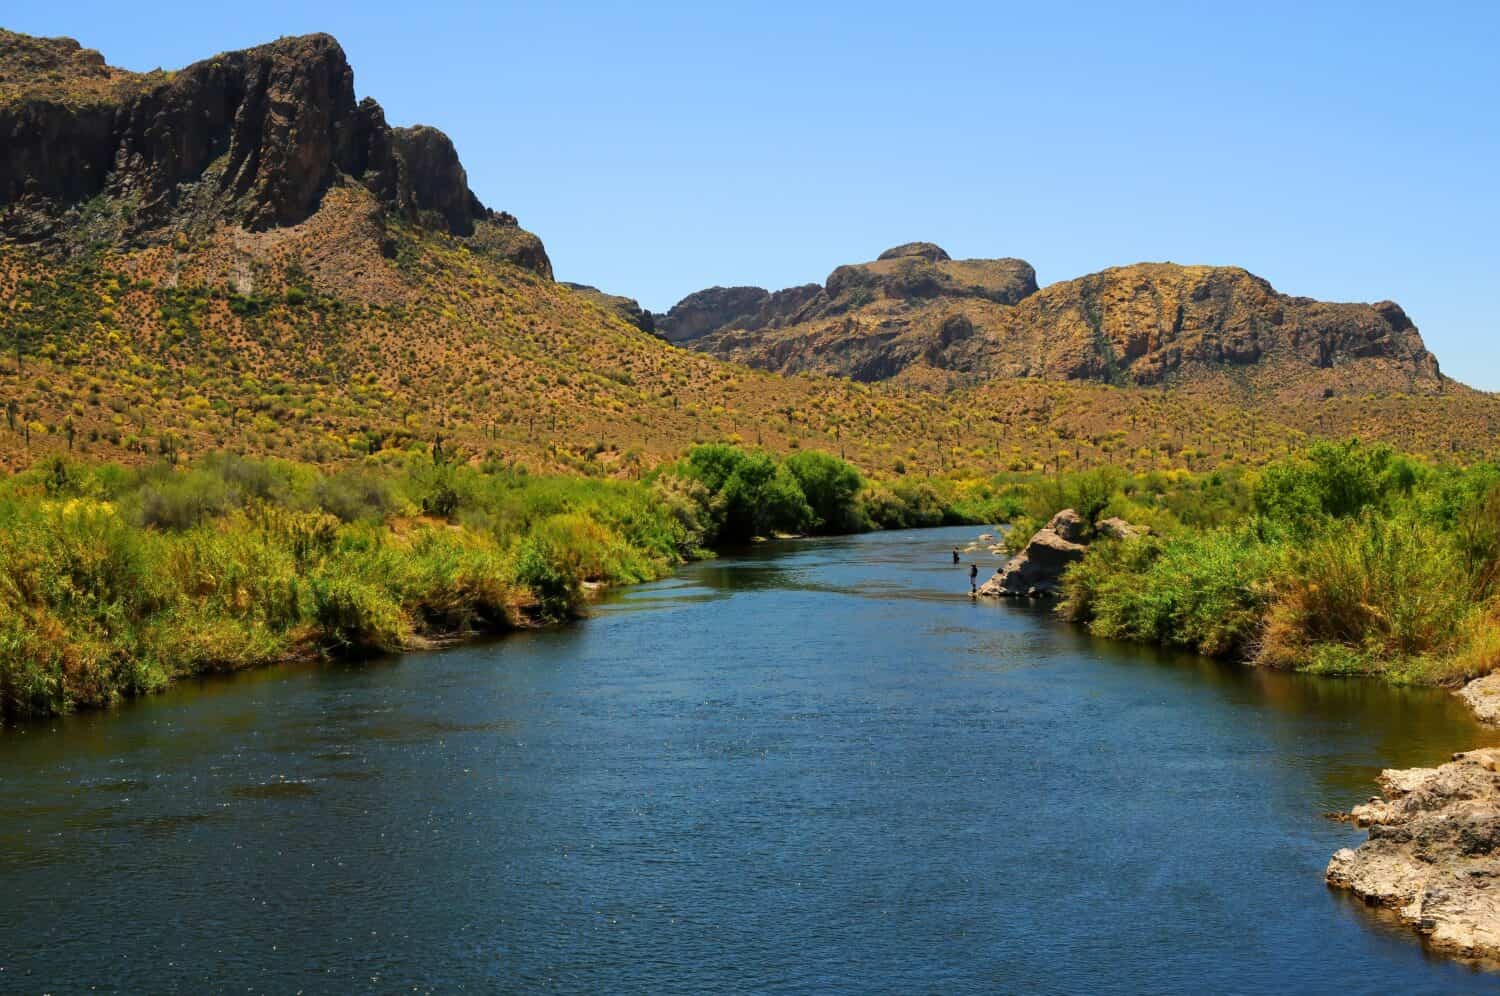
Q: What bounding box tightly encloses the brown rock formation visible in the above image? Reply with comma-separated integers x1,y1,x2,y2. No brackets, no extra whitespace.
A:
653,286,774,343
0,29,550,275
671,243,1443,399
653,243,1037,347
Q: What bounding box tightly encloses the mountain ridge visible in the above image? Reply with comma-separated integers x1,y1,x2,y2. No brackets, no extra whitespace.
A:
660,244,1445,401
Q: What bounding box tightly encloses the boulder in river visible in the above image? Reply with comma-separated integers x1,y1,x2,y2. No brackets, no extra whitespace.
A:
977,508,1145,599
977,510,1089,598
1326,748,1500,961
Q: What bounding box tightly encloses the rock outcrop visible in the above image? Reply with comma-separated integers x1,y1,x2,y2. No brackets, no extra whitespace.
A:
652,243,1037,348
977,510,1090,598
1096,517,1149,541
653,286,775,343
978,509,1151,598
878,241,951,263
0,29,550,275
1327,748,1500,961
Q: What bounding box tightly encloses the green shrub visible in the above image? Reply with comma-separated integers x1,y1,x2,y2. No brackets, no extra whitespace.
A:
312,468,397,523
1258,512,1477,677
1064,527,1277,658
1252,439,1423,529
306,573,408,654
1024,467,1122,538
133,469,234,530
511,531,581,623
783,451,867,533
860,480,947,529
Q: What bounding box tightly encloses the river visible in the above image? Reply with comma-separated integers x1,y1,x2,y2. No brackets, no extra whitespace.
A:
2,526,1497,993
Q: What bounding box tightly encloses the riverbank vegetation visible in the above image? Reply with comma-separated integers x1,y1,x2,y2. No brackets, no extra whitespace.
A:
0,444,1011,722
1043,441,1500,686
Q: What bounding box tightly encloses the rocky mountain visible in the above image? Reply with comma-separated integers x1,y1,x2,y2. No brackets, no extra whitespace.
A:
664,244,1445,400
0,29,549,274
653,242,1036,348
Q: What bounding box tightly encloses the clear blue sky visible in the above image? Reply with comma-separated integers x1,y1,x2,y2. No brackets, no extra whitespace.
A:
9,1,1499,389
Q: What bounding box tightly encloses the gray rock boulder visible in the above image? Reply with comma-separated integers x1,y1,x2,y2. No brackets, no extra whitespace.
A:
977,524,1088,598
1459,672,1500,726
977,507,1148,599
1095,516,1149,541
1045,508,1087,543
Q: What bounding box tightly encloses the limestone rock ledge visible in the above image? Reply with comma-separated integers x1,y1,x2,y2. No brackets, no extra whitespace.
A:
1459,673,1500,727
1326,748,1500,961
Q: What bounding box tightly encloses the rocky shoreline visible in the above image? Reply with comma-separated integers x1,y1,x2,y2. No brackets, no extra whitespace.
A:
972,515,1500,963
1327,745,1500,961
1326,670,1500,962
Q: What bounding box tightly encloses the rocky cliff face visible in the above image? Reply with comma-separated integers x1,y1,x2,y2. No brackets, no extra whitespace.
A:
654,285,777,343
668,242,1443,398
652,245,1036,345
963,263,1440,388
0,29,550,276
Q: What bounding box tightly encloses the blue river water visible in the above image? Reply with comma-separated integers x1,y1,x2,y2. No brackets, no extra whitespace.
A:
2,525,1497,993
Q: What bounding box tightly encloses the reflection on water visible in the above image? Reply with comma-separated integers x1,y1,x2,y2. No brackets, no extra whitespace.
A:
0,525,1495,993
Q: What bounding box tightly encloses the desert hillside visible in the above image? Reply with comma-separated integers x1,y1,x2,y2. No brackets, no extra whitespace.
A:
0,29,1494,477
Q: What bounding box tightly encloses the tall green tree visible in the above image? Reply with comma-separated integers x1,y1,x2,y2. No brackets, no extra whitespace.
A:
783,451,866,533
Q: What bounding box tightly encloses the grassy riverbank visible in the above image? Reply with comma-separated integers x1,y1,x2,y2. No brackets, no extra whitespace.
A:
0,445,1016,722
1033,441,1500,686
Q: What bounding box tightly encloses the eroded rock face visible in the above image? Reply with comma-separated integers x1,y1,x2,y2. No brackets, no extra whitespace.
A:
822,253,1038,309
1014,264,1441,387
1327,748,1500,961
0,29,548,273
977,509,1150,598
653,286,772,343
1045,508,1087,543
653,245,1037,354
390,125,485,236
977,528,1087,597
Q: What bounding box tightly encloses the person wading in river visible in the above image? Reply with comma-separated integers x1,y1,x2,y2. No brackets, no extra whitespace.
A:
953,548,961,564
969,563,979,595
